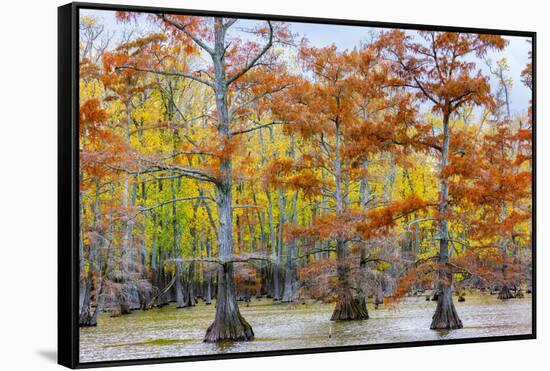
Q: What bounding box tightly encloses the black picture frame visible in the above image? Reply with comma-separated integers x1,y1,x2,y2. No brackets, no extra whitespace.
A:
58,2,537,368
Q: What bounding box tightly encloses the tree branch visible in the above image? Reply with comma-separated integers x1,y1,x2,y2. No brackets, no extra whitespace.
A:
168,254,273,265
138,196,215,213
223,18,238,29
292,248,336,261
116,65,214,89
225,21,273,86
230,121,290,136
360,257,394,266
106,161,218,184
157,14,215,55
230,83,294,116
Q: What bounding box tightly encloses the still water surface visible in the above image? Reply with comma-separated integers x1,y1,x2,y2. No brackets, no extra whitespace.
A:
80,293,532,363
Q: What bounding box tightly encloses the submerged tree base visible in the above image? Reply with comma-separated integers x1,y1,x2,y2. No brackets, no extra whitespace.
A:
430,288,463,330
204,263,254,343
79,319,98,327
331,293,369,321
204,312,254,342
498,284,514,300
79,307,99,327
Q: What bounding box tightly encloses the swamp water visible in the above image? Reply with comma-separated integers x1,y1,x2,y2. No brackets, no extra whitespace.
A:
80,293,532,362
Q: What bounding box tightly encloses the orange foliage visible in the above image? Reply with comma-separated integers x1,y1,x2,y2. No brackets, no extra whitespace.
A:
359,196,430,239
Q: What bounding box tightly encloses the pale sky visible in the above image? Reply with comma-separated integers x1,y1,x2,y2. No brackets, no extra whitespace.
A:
81,9,532,116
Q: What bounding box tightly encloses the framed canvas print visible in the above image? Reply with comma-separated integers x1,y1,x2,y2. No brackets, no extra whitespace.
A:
58,2,536,368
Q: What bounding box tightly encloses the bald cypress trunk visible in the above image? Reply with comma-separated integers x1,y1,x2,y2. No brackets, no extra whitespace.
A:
430,113,463,330
271,126,284,301
204,179,253,342
331,239,369,320
274,188,286,301
171,168,185,308
204,18,252,342
79,128,88,313
79,198,86,313
121,103,135,279
331,121,368,321
266,190,277,298
357,170,371,314
282,191,297,303
183,232,197,307
150,213,158,286
259,127,277,298
139,181,147,278
356,245,370,314
498,207,514,300
80,233,98,327
498,246,514,300
80,183,102,326
204,237,213,305
282,135,297,303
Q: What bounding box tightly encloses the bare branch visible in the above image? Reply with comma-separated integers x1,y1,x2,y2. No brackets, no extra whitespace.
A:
406,217,437,232
224,18,238,29
447,262,475,276
226,21,273,86
230,121,290,136
168,254,273,265
116,65,215,89
105,161,218,184
138,196,215,213
230,83,294,116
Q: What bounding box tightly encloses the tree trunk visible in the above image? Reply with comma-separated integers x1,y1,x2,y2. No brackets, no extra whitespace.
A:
282,136,298,303
374,283,384,306
175,263,185,308
204,180,253,342
121,104,135,278
205,262,254,342
431,284,462,329
498,217,513,300
79,129,88,313
185,259,196,307
331,289,369,321
204,17,252,342
273,188,286,301
79,212,86,313
331,240,369,321
139,181,147,278
150,212,158,288
260,127,276,298
80,183,102,326
79,274,97,326
281,250,294,302
357,175,371,315
204,237,212,305
430,113,463,330
282,191,297,302
356,245,370,314
170,163,186,308
330,121,367,320
498,282,514,300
